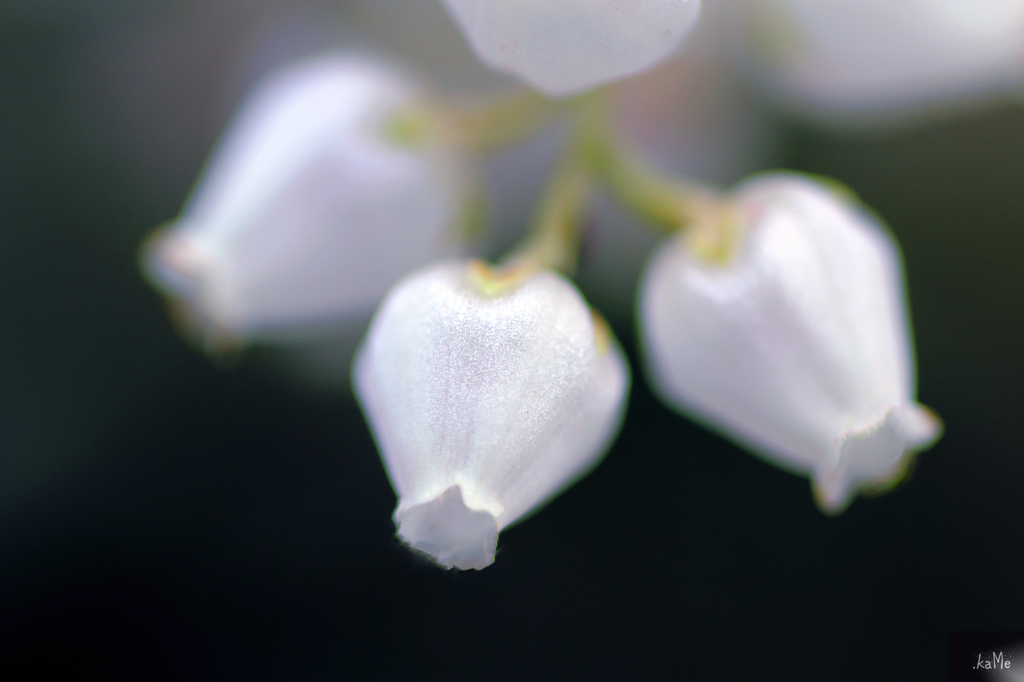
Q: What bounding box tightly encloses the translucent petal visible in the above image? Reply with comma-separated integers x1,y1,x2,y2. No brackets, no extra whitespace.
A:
144,53,468,341
355,261,630,569
639,174,941,512
442,0,703,96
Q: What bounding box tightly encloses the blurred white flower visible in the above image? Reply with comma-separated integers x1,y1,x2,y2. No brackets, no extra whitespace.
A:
639,174,941,512
738,0,1024,127
144,53,469,345
354,260,629,569
441,0,703,97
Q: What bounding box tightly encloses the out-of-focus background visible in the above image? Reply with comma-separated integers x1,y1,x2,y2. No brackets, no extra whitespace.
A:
1,2,1022,679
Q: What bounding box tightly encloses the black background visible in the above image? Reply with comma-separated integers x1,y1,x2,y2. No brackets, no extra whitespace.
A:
2,4,1023,680
949,632,1024,681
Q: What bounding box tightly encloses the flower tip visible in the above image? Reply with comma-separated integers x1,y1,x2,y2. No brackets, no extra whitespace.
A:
140,223,206,296
904,403,943,451
811,477,854,516
812,402,943,515
395,486,499,570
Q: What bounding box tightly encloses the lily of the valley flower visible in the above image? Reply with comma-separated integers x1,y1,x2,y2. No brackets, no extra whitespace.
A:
144,53,468,345
354,260,629,569
441,0,703,97
639,174,941,512
739,0,1024,126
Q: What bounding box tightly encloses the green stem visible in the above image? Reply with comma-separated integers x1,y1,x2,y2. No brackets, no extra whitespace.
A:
501,153,590,276
486,86,737,283
582,114,717,234
451,88,559,153
578,94,741,263
498,94,605,277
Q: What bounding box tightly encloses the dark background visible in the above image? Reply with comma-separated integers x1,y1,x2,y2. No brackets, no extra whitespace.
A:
2,4,1022,680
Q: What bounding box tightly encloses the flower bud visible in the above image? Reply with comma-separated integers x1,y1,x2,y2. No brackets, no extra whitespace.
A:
639,174,941,512
354,260,629,569
144,53,468,344
441,0,703,97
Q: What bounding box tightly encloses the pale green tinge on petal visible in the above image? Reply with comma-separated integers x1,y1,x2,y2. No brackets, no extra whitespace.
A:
355,260,629,569
441,0,703,97
639,173,941,512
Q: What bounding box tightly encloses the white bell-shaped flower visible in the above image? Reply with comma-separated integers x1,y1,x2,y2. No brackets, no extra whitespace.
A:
354,260,629,569
144,53,468,343
739,0,1024,126
441,0,703,97
639,174,941,512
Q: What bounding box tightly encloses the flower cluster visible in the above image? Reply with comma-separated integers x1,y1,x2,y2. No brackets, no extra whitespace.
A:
144,1,968,569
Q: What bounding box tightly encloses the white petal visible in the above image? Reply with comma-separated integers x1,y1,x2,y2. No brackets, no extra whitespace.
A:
441,0,703,96
145,54,468,340
740,0,1024,126
355,261,629,569
814,403,942,511
640,174,940,511
394,487,499,570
